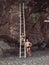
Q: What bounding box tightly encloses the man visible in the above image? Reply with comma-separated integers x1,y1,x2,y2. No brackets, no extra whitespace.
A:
25,39,32,57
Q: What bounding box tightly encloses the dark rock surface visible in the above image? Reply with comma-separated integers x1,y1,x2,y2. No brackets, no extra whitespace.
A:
0,0,49,49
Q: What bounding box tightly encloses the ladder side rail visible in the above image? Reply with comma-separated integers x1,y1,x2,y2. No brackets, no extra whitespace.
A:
19,3,22,58
23,3,25,37
23,3,26,58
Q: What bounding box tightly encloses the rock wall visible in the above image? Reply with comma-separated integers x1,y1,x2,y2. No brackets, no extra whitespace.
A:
0,1,20,42
0,0,49,46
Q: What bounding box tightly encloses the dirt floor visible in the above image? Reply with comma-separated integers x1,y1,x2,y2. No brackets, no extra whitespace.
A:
0,48,49,65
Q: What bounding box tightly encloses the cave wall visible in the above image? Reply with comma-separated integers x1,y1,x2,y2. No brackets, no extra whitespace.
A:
0,1,20,42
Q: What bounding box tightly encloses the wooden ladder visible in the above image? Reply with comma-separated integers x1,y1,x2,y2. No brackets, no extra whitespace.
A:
19,3,26,58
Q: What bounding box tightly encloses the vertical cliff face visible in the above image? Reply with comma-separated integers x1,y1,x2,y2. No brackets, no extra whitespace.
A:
25,0,49,44
0,1,20,42
0,0,49,45
26,11,49,44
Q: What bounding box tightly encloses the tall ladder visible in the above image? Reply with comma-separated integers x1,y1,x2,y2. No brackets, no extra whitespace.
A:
19,3,26,58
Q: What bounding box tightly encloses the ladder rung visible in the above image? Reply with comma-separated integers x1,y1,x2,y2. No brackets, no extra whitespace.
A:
19,47,24,49
21,52,24,53
20,56,24,58
21,44,24,45
21,49,24,51
21,52,24,56
21,45,24,46
21,23,24,26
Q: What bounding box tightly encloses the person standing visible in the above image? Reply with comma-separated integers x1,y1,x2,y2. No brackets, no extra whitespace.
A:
25,39,32,57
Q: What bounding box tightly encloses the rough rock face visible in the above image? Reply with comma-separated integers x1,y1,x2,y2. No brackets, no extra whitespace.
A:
0,1,20,42
0,0,49,47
